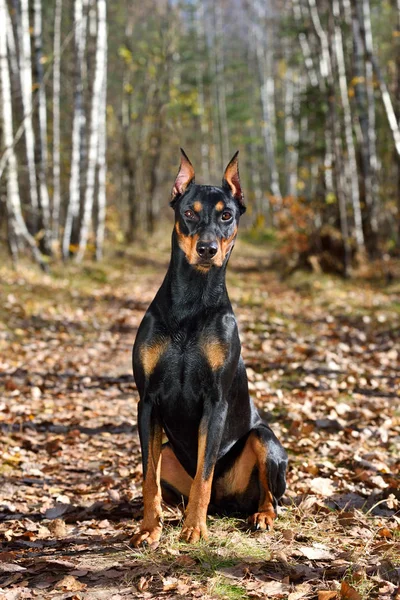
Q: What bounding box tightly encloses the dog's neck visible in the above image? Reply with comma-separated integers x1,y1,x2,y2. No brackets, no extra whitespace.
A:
160,232,231,315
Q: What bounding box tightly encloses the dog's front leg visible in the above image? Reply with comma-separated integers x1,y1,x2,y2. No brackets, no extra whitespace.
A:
131,401,163,548
180,402,227,543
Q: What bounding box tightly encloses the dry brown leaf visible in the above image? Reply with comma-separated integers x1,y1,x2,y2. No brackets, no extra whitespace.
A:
162,577,179,591
288,583,312,599
47,518,67,537
340,581,362,600
246,580,290,598
308,477,335,496
56,575,86,592
137,576,150,591
318,592,339,600
298,543,333,560
377,527,393,539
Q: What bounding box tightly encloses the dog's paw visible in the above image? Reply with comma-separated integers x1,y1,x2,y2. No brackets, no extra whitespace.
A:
248,511,275,532
130,526,162,549
180,522,208,543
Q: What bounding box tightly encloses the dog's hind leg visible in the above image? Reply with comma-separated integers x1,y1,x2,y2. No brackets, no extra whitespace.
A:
214,426,287,530
160,443,192,506
247,427,287,531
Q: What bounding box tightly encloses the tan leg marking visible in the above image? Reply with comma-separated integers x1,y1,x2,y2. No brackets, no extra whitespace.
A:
193,201,203,212
140,339,168,377
214,437,256,501
180,431,214,543
248,437,276,531
215,200,225,211
161,445,193,501
131,423,163,548
201,338,227,371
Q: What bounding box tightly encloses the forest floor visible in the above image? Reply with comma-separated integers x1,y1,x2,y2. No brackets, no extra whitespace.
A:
0,237,399,600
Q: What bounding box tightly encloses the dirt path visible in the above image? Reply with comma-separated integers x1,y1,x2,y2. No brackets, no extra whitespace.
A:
0,240,399,599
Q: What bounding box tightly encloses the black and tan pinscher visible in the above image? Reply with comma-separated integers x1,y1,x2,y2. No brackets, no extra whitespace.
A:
131,150,288,547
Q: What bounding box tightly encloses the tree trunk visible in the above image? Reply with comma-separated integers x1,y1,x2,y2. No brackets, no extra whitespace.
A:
52,0,62,240
33,0,52,252
0,0,45,269
95,26,107,261
195,1,210,181
332,0,365,250
77,0,107,262
63,0,87,259
19,0,39,231
212,0,230,171
253,0,282,203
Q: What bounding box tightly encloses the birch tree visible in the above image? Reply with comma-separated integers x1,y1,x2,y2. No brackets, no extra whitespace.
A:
19,0,39,229
253,0,282,203
95,27,107,261
0,0,45,269
33,0,52,251
332,0,365,250
52,0,62,239
63,0,87,259
77,0,107,262
195,1,210,181
211,0,230,172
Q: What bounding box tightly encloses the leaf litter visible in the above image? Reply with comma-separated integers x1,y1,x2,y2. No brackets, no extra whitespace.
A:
0,241,399,599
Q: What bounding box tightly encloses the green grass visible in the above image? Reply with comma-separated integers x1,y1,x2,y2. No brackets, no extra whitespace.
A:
210,578,248,599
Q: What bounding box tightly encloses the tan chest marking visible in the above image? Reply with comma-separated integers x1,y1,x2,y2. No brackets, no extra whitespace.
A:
201,338,227,370
140,339,169,377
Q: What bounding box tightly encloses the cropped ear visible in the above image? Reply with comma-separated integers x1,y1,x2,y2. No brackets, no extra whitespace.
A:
222,151,246,214
170,148,195,206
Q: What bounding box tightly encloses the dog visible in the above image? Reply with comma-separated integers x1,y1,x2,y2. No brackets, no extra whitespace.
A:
131,149,288,547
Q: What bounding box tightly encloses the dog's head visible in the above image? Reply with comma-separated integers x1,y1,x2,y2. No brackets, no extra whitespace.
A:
170,149,246,272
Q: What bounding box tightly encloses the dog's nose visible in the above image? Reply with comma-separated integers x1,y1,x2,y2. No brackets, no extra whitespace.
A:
196,240,218,260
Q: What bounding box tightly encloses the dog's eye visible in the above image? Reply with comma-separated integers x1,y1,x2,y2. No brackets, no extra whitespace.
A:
184,210,196,220
221,211,232,221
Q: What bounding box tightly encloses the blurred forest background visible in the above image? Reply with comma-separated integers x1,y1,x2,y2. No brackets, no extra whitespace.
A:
1,0,400,275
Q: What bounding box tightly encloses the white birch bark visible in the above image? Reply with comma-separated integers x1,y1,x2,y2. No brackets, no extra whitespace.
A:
332,0,364,249
77,0,107,262
306,0,334,196
253,0,282,202
284,68,300,197
6,11,19,76
292,0,318,88
0,0,45,269
307,0,332,81
52,0,62,239
63,0,87,259
212,0,229,170
352,0,379,237
195,1,210,181
19,0,39,222
360,0,400,158
95,27,107,261
33,0,51,247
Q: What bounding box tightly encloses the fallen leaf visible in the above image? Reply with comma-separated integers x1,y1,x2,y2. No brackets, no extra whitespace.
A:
56,575,86,592
298,543,333,560
162,576,179,591
318,592,339,600
308,477,336,496
340,581,362,600
0,563,26,573
47,518,67,537
246,580,290,597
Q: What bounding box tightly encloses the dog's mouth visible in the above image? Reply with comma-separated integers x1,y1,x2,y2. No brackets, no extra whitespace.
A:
195,259,214,272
